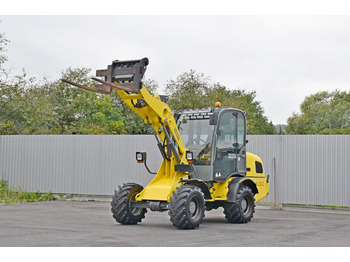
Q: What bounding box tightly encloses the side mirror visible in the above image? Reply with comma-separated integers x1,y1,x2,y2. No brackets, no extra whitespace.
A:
210,114,218,125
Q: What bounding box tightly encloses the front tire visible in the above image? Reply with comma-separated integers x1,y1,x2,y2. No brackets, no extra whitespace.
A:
224,185,255,223
168,185,205,229
111,183,147,225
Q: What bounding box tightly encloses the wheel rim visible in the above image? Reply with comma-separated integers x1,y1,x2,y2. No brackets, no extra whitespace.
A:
241,195,252,216
188,197,201,220
129,193,142,216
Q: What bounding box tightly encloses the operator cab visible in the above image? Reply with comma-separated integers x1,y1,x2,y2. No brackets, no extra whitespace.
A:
176,105,247,182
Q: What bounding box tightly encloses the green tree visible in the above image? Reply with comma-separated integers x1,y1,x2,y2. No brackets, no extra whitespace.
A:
1,72,38,134
0,66,128,135
286,90,350,134
165,70,275,134
216,88,274,134
165,70,210,110
0,120,17,135
50,67,127,134
0,27,9,75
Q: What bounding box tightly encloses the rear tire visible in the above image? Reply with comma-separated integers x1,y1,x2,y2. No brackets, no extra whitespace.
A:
224,185,255,223
111,183,147,225
168,185,205,229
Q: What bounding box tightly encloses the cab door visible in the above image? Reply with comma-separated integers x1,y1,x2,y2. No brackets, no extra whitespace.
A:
213,110,246,181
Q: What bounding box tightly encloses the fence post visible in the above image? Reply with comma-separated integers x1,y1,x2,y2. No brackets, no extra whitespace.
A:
270,157,282,209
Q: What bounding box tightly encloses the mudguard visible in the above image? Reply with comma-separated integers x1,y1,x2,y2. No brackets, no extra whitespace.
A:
182,178,211,200
227,177,258,203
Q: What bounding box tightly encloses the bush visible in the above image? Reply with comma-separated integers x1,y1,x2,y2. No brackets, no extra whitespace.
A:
0,179,57,204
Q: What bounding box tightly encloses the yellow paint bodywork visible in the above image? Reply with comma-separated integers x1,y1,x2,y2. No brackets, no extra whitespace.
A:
118,87,185,154
135,151,269,203
118,87,189,202
245,152,270,202
205,153,269,203
135,157,187,202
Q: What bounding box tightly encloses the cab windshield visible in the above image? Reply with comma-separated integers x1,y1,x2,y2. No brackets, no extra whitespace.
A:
177,115,214,165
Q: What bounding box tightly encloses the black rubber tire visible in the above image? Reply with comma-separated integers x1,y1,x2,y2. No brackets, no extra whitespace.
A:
168,185,205,229
224,185,255,223
111,183,147,225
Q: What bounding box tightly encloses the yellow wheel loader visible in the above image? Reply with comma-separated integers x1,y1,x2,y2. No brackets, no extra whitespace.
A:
63,58,269,229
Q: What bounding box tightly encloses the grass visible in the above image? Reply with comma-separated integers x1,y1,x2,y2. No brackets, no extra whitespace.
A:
0,179,57,204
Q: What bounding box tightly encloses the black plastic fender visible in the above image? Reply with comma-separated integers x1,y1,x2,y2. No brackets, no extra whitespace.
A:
182,178,212,200
227,177,258,203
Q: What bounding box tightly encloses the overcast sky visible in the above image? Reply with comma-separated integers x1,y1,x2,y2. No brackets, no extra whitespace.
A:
1,14,350,124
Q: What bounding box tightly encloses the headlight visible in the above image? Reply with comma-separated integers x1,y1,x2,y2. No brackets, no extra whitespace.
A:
136,152,147,163
186,151,193,163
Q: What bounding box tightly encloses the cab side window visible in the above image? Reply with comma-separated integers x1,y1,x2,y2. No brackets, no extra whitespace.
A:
237,112,245,150
216,111,235,151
